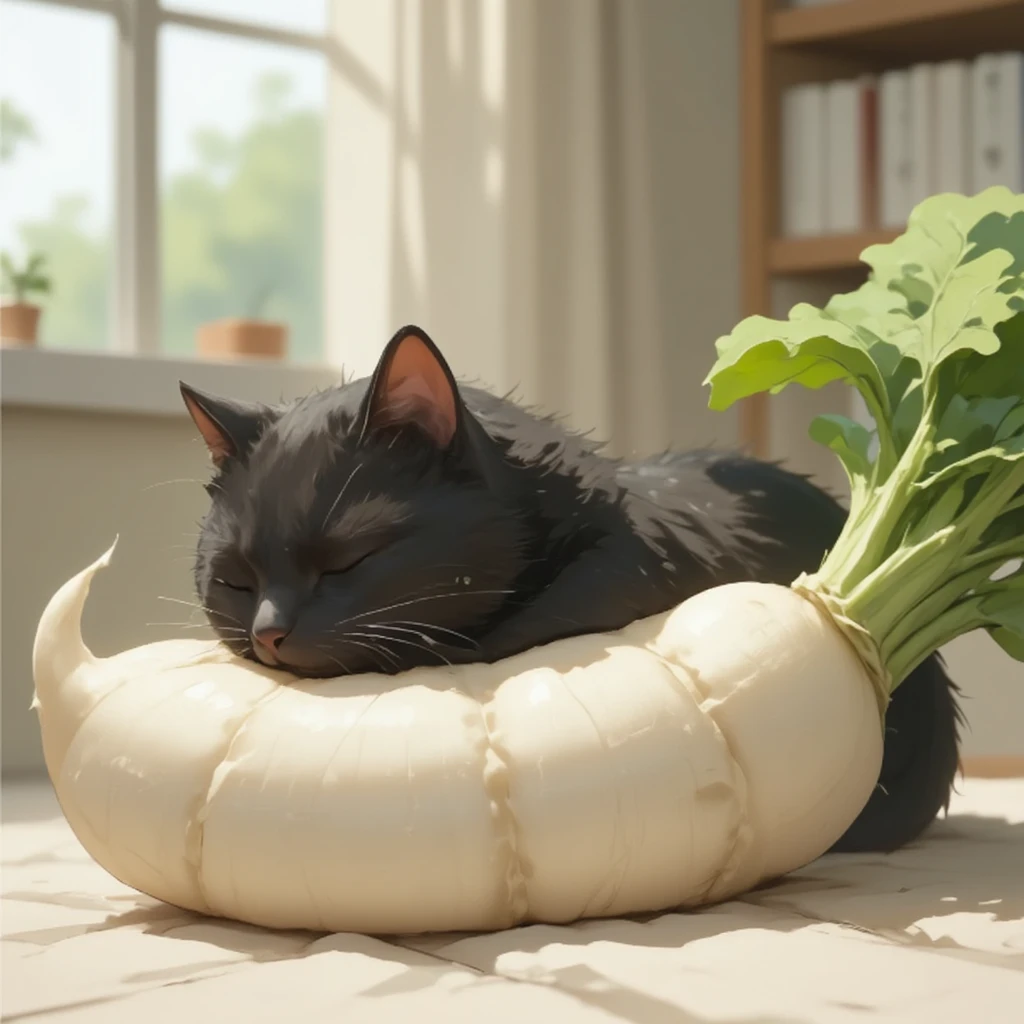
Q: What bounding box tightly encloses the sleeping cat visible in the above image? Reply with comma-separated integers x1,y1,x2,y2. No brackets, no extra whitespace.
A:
182,324,961,854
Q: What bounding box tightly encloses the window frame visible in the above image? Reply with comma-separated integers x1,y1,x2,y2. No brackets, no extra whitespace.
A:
6,0,366,366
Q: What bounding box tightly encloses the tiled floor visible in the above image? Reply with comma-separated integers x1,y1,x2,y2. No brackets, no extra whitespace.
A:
3,776,1023,1023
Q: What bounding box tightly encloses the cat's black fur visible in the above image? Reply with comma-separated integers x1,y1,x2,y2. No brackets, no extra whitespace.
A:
183,325,962,854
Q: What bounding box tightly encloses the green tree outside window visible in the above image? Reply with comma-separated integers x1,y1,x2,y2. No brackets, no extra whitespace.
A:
2,73,323,360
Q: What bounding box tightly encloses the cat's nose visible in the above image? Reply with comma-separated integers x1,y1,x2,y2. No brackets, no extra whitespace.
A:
252,625,289,651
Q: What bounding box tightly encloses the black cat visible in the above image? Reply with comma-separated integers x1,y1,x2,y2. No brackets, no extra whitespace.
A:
182,324,961,853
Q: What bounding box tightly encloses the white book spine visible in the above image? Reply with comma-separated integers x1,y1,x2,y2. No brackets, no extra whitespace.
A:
999,52,1023,192
879,70,911,228
825,79,860,233
972,52,1024,192
934,60,971,195
781,83,826,237
972,54,1000,190
907,63,934,214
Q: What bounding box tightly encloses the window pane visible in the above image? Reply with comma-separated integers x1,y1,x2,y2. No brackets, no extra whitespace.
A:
0,0,114,350
160,27,325,362
162,0,328,37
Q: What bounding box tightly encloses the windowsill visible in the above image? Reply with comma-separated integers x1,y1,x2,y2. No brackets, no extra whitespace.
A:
0,344,343,417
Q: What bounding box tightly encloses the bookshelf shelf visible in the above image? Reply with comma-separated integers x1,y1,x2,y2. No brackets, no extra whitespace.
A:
772,0,1024,60
739,0,1024,457
769,229,899,273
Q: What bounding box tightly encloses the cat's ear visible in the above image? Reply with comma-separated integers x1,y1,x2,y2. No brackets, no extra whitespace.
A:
359,325,461,449
180,382,268,467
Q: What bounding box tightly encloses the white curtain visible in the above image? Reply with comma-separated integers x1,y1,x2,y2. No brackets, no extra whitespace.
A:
327,0,741,458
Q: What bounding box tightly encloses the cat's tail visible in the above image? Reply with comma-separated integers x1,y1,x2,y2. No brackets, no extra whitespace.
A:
829,651,963,853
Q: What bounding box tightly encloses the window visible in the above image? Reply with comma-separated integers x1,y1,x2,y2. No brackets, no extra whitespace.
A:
0,0,116,350
163,0,327,35
0,0,334,364
160,26,326,360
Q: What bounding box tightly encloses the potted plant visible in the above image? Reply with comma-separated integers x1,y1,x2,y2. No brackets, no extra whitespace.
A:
196,282,288,361
1,251,51,346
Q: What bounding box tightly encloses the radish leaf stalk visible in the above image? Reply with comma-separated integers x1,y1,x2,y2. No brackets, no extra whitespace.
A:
705,187,1024,701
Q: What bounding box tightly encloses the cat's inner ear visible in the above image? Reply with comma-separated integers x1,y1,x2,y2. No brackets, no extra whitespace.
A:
180,382,266,467
363,327,459,448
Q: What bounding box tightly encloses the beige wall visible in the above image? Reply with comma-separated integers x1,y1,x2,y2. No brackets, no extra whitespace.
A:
2,408,215,775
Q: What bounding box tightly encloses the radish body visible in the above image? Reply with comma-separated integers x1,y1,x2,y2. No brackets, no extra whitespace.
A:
32,546,882,934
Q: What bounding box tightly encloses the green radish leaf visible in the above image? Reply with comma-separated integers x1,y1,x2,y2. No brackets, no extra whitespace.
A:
928,395,1021,474
906,478,967,544
965,208,1024,280
991,626,1024,661
709,189,1024,450
704,187,1024,682
980,586,1024,662
857,191,1021,379
809,414,873,499
917,437,1024,490
861,188,1024,300
996,405,1024,442
952,313,1024,401
980,497,1024,547
704,312,896,414
874,247,1014,369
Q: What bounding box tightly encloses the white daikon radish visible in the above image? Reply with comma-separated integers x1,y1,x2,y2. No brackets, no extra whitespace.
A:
32,188,1024,935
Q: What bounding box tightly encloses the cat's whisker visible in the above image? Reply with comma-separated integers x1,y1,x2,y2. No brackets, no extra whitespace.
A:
156,595,208,610
332,589,516,630
368,621,480,651
344,629,452,666
314,645,353,675
341,637,400,672
146,621,222,630
156,595,244,627
389,619,481,647
142,478,210,492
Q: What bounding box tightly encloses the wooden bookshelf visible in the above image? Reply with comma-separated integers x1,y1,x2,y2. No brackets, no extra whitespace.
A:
960,755,1024,778
772,0,1024,58
739,0,1024,457
769,229,899,273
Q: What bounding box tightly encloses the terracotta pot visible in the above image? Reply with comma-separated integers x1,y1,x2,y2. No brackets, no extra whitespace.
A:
196,318,287,361
1,302,41,345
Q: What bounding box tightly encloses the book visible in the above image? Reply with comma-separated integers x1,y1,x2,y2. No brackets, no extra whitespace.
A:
825,80,858,233
859,76,879,229
879,65,932,229
781,83,826,237
907,63,934,212
934,60,972,195
971,52,1024,192
824,76,877,232
879,70,911,228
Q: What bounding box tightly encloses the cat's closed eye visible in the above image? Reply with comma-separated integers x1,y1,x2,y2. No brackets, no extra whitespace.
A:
319,546,377,580
214,577,254,593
